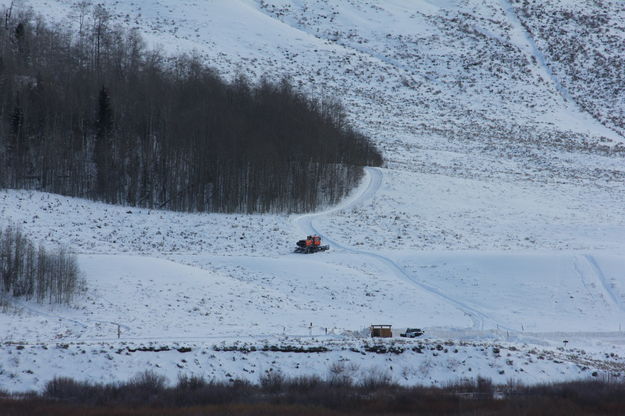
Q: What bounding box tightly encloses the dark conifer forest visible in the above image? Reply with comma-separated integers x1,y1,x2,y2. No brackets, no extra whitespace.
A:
0,5,382,213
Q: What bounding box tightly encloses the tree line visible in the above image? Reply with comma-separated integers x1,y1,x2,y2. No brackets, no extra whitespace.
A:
0,3,383,213
0,225,81,304
5,371,624,415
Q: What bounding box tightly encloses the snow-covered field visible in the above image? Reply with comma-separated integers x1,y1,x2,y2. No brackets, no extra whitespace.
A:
2,168,625,392
2,0,625,392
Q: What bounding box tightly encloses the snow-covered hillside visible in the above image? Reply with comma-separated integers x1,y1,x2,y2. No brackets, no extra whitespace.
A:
2,169,625,391
513,0,625,137
2,0,625,391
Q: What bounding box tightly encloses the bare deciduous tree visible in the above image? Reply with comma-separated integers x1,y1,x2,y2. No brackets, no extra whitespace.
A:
0,225,82,305
0,5,383,214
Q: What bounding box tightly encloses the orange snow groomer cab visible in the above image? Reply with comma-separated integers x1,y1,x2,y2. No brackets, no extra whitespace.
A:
294,235,329,254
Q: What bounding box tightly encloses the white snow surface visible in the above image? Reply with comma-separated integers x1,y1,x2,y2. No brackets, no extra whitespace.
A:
2,0,625,392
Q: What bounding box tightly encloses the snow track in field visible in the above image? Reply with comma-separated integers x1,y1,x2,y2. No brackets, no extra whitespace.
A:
293,167,513,331
11,300,88,330
585,254,625,314
498,0,623,141
498,0,574,105
11,298,131,336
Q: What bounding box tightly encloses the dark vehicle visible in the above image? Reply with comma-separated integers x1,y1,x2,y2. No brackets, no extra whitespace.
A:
400,328,424,338
294,235,329,254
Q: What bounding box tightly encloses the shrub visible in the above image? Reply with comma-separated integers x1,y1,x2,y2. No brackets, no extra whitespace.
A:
260,370,285,393
31,371,625,414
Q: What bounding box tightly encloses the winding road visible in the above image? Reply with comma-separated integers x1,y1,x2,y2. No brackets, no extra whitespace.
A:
293,167,510,331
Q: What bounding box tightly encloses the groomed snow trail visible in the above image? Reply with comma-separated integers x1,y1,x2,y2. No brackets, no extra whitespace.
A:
498,0,623,141
498,0,573,104
293,167,511,331
585,254,625,314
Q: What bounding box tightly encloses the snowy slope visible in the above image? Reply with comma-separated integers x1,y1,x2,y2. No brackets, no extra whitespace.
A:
2,0,625,391
511,0,625,137
2,169,625,391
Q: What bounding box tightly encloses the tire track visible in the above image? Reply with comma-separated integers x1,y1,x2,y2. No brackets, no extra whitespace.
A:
11,299,131,339
572,255,594,296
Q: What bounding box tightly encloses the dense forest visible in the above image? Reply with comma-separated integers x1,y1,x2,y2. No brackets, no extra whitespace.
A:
0,3,382,213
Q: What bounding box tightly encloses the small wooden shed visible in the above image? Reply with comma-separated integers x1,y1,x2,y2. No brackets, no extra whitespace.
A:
370,325,392,338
